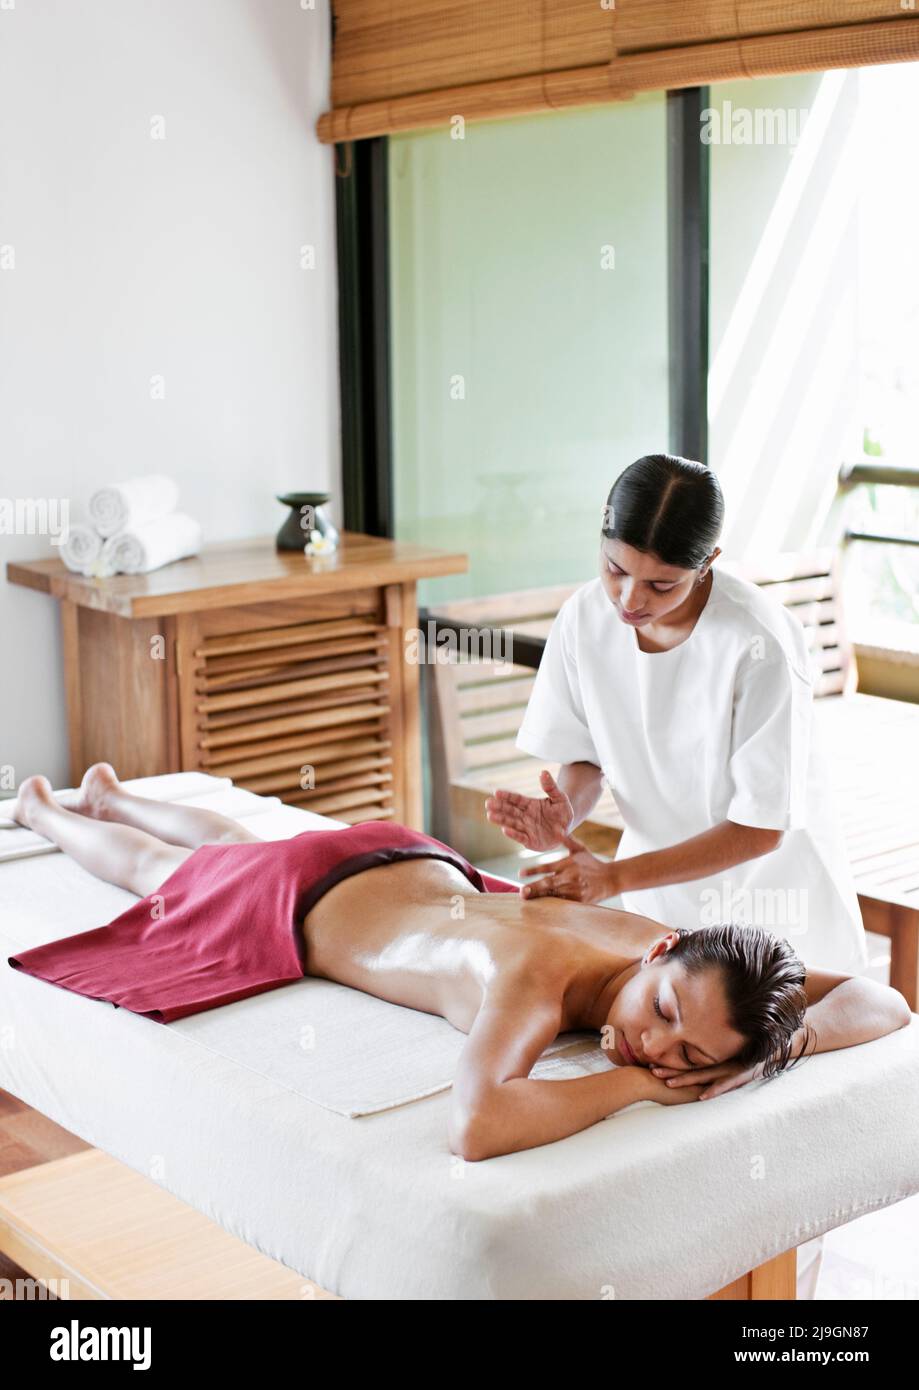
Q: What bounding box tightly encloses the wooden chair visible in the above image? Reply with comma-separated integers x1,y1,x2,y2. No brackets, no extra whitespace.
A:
722,548,857,696
423,585,624,861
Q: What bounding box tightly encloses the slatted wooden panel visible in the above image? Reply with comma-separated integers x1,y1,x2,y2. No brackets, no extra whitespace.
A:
429,585,578,783
180,603,395,824
426,586,623,852
727,549,855,697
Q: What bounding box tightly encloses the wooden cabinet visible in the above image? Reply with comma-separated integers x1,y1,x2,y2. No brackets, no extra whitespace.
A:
8,533,467,829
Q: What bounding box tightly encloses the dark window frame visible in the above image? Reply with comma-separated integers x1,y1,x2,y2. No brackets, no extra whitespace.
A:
335,137,394,537
667,87,710,468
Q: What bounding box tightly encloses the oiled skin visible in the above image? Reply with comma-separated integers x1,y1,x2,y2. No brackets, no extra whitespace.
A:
302,854,662,1044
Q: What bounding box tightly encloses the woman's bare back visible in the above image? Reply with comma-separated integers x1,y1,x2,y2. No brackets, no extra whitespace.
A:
302,855,668,1034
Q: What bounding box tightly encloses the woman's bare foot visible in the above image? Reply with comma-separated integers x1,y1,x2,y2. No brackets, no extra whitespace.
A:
9,774,56,832
74,763,121,820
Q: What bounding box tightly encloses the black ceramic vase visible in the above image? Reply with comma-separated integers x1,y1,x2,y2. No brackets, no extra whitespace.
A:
275,492,339,551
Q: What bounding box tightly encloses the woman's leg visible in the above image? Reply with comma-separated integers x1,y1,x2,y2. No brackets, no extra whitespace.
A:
75,763,260,849
11,776,190,897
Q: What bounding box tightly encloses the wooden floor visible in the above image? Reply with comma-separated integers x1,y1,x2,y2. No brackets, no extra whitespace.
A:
0,1089,89,1298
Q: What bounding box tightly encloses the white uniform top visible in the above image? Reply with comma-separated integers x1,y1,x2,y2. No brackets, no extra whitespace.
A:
515,566,868,974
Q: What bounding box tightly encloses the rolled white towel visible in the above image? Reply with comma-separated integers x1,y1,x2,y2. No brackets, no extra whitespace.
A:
101,513,202,575
89,474,180,538
60,522,103,574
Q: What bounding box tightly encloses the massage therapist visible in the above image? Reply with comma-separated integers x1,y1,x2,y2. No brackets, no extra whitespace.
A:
486,453,869,974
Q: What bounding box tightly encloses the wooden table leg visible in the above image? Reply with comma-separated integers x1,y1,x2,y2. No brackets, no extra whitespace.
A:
888,905,919,1013
386,581,423,829
709,1248,797,1300
59,600,85,786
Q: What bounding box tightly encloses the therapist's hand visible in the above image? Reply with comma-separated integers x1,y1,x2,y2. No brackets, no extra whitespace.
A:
485,770,574,852
518,834,618,904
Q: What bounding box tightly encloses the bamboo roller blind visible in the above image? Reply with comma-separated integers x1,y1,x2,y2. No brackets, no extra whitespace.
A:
317,1,919,143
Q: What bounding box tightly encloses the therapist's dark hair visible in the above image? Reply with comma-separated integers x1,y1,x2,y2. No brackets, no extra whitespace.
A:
603,453,724,570
665,924,813,1080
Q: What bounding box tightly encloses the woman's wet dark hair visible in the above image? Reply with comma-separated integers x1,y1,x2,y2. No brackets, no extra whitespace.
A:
603,453,724,570
665,924,814,1080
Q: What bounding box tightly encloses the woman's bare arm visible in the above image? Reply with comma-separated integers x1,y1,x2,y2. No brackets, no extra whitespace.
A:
555,761,606,828
610,819,782,891
519,817,783,904
452,1066,662,1162
448,973,697,1161
791,969,912,1059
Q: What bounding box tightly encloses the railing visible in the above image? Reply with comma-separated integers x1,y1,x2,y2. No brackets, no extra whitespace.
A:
837,460,919,549
417,611,545,670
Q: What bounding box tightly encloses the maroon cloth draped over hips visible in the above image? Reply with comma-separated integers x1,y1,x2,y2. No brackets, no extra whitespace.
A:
7,821,519,1023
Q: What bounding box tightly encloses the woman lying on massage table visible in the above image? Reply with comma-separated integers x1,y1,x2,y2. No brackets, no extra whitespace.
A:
8,765,911,1162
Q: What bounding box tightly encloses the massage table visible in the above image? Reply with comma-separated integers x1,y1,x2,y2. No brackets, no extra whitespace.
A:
1,773,918,1301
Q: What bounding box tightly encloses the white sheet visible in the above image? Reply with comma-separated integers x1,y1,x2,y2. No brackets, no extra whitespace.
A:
2,774,918,1300
168,985,599,1118
0,776,595,1115
0,774,325,847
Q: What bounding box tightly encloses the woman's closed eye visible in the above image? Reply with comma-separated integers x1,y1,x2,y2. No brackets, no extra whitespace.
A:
653,992,696,1068
605,561,677,593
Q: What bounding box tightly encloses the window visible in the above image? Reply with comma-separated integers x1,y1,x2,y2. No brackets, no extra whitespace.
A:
707,65,919,635
389,95,670,607
708,70,860,558
845,62,919,639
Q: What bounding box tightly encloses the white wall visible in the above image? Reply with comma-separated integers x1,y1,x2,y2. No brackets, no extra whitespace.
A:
0,0,339,788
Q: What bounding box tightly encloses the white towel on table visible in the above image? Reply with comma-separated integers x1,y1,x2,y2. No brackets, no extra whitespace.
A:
60,522,104,575
88,474,179,538
100,512,202,575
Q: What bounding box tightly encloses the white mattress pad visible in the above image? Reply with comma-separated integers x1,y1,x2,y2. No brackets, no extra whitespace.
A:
1,774,917,1300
